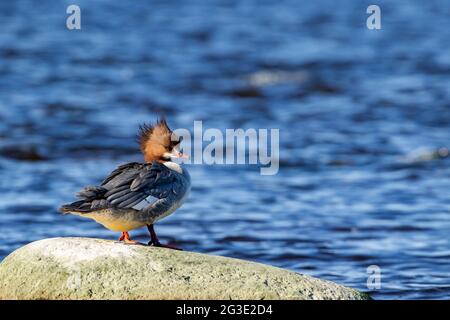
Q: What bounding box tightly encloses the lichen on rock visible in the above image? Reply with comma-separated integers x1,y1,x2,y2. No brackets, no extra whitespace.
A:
0,237,370,300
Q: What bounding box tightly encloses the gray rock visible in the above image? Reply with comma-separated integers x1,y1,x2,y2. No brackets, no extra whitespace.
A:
0,237,370,300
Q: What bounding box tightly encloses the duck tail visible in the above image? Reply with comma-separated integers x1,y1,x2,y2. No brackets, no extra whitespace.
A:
59,200,92,214
59,185,108,214
76,185,107,201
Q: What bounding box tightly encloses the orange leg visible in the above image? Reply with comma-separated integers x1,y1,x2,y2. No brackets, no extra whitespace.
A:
118,232,139,244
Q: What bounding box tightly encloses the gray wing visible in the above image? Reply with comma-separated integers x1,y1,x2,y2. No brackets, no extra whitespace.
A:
100,161,179,210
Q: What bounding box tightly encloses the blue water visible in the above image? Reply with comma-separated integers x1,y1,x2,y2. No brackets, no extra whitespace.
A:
0,0,449,299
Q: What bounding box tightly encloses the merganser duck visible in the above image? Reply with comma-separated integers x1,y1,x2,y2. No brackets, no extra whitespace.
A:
59,119,190,248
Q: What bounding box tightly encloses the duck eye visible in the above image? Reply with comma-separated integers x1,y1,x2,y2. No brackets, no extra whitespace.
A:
170,137,182,147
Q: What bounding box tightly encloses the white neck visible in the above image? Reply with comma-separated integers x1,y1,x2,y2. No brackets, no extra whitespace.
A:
163,161,183,174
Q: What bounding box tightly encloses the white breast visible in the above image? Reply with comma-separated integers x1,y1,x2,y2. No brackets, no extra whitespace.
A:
153,186,190,223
